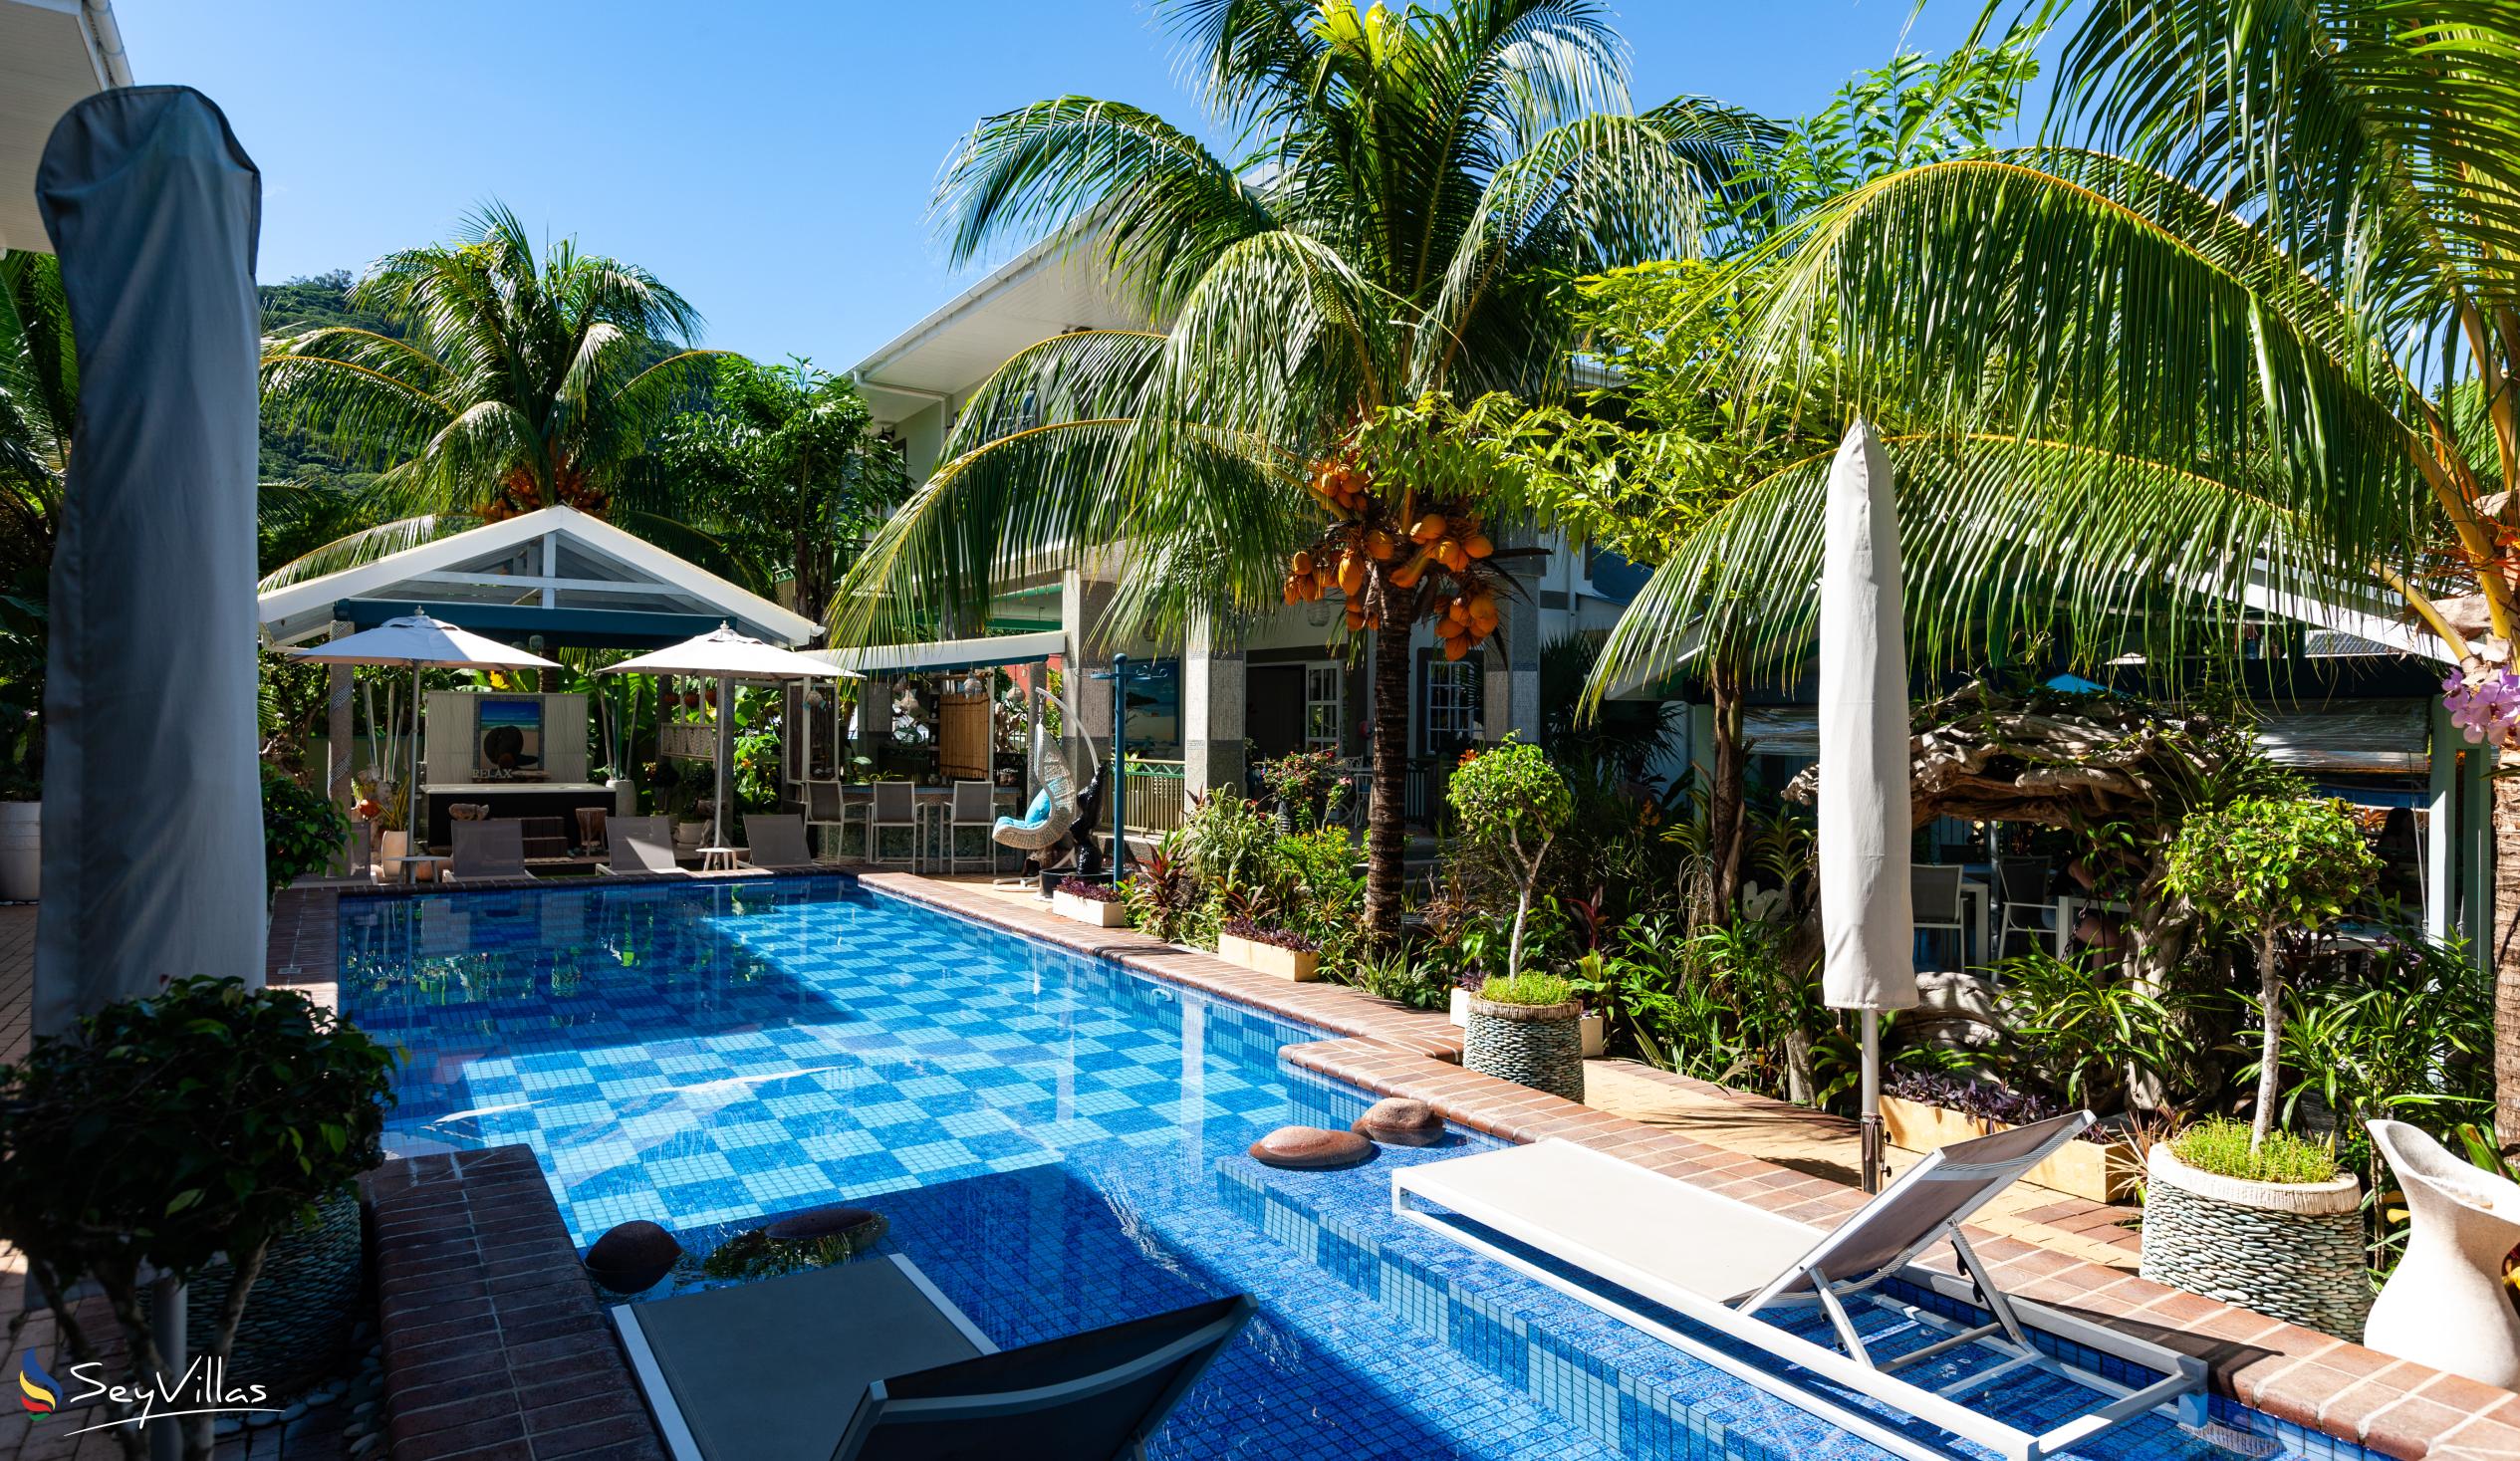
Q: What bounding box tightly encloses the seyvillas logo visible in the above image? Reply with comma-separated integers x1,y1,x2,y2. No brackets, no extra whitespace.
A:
18,1350,57,1414
13,1350,276,1435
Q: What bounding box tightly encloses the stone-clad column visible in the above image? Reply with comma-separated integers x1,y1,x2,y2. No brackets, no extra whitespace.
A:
1181,615,1245,796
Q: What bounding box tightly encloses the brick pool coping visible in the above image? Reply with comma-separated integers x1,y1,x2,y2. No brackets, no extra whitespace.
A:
267,874,2516,1461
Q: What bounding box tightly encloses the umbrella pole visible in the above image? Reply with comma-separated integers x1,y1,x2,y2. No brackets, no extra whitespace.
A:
408,660,424,854
1860,1009,1884,1194
715,673,734,851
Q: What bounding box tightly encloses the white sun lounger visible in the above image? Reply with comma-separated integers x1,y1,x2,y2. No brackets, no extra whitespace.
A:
1393,1112,2205,1461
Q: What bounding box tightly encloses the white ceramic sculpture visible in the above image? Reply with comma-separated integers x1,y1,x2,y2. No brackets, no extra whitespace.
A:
2367,1118,2520,1389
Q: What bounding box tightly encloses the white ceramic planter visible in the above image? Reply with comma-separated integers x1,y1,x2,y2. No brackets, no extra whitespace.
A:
1580,1011,1605,1059
1448,988,1470,1027
0,800,37,901
1053,889,1130,927
1218,932,1319,982
376,829,437,883
2366,1118,2520,1389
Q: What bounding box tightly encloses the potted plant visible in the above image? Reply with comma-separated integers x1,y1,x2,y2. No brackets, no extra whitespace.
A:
1217,919,1320,981
1444,736,1573,989
1053,876,1130,928
2147,796,2380,1336
1879,1070,2142,1203
1464,971,1586,1102
0,977,396,1452
2142,1119,2369,1338
1255,748,1349,832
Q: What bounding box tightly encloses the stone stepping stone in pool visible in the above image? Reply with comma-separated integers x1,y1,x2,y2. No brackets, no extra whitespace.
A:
1352,1097,1445,1147
586,1220,682,1294
1249,1125,1375,1170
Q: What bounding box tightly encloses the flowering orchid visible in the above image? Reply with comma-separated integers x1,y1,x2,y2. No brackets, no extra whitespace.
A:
2443,650,2520,750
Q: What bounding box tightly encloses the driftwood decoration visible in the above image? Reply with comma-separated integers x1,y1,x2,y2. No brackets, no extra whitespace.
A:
1785,679,2235,839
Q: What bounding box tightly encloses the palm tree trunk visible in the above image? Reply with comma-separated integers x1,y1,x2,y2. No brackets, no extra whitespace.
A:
2492,768,2520,1153
1708,653,1747,912
1365,619,1411,942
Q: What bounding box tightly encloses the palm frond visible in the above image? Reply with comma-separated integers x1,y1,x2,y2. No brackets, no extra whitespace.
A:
256,513,481,592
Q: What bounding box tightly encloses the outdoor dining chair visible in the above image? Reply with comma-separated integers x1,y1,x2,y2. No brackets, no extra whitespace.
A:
947,780,997,874
869,781,918,866
1995,858,2056,961
1908,864,1967,970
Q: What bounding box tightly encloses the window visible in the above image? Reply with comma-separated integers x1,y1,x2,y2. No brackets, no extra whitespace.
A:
1304,664,1344,752
1423,657,1482,744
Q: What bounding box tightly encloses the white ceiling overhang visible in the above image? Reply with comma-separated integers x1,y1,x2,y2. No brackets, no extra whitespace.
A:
2,0,128,255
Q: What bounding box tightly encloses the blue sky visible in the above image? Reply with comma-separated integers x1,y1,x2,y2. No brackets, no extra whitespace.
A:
114,1,1995,369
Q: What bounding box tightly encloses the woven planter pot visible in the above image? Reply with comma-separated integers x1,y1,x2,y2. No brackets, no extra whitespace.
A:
2141,1144,2370,1340
144,1189,364,1399
1465,997,1585,1103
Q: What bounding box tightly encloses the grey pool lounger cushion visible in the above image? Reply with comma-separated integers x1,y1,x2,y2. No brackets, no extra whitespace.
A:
614,1254,1252,1461
601,816,685,876
447,819,531,879
1393,1113,2205,1461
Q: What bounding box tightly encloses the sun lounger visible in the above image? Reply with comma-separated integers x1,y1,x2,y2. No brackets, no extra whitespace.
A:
614,1254,1251,1461
447,819,531,879
1393,1112,2204,1461
742,813,833,870
600,815,685,876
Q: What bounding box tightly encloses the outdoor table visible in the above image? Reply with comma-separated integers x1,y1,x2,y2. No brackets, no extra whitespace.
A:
698,846,744,872
389,853,449,886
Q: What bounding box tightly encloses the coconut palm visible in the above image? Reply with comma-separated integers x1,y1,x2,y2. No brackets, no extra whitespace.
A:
1584,4,2520,1131
258,203,725,585
833,0,1771,938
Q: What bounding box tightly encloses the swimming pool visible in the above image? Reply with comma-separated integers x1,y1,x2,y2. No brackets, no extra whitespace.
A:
341,877,2322,1461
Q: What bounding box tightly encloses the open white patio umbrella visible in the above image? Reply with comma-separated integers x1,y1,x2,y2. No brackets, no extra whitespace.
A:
601,622,855,850
1816,419,1917,1193
293,611,562,847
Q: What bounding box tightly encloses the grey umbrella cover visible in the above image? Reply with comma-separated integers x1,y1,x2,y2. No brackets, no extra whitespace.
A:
34,89,265,1035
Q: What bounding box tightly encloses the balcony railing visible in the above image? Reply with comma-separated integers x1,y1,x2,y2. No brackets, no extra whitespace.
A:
1120,759,1190,836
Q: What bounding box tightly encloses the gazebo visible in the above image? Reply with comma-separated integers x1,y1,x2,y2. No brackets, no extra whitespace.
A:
256,506,822,851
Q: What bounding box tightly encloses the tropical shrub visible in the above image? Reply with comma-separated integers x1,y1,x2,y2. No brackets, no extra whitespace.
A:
1446,736,1574,979
261,765,348,903
1264,827,1366,969
1344,947,1450,1011
1254,749,1350,830
1994,949,2195,1113
0,977,396,1458
2166,797,2378,1146
1121,832,1202,944
1181,793,1276,903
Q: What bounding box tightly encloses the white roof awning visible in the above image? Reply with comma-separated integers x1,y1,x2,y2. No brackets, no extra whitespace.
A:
2,0,128,255
813,630,1066,676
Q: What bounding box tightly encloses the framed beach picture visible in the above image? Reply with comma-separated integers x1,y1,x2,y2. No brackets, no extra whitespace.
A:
474,696,545,778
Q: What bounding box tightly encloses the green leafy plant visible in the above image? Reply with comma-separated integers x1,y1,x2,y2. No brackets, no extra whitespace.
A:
2171,1117,2339,1186
2166,796,2378,1147
1476,971,1576,1008
1345,947,1450,1011
1446,736,1575,979
1254,749,1351,830
0,977,397,1458
1121,831,1202,944
261,766,348,904
1995,948,2193,1112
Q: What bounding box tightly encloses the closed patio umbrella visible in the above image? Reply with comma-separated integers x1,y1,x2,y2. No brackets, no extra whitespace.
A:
35,88,266,1042
601,622,854,851
293,611,561,850
1816,419,1916,1194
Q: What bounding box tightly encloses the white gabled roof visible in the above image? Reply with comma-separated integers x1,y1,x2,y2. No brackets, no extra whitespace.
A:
2,0,130,254
812,629,1067,675
256,505,820,648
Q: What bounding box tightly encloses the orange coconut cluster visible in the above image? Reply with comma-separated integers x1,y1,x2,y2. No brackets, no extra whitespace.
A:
1282,455,1502,660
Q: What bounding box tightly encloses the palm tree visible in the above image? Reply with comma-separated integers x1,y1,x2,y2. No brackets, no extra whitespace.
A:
833,0,1769,938
258,203,725,585
0,251,74,794
1586,5,2520,1132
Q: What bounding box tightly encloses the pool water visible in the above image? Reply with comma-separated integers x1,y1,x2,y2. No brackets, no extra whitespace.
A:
341,878,2320,1461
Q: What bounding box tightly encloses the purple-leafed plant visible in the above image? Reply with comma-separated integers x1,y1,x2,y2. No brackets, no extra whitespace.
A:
1884,1069,2110,1142
1056,876,1121,903
1221,917,1318,954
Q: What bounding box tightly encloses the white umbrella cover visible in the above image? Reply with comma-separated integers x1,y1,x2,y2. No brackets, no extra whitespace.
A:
600,623,853,851
1816,419,1916,1192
